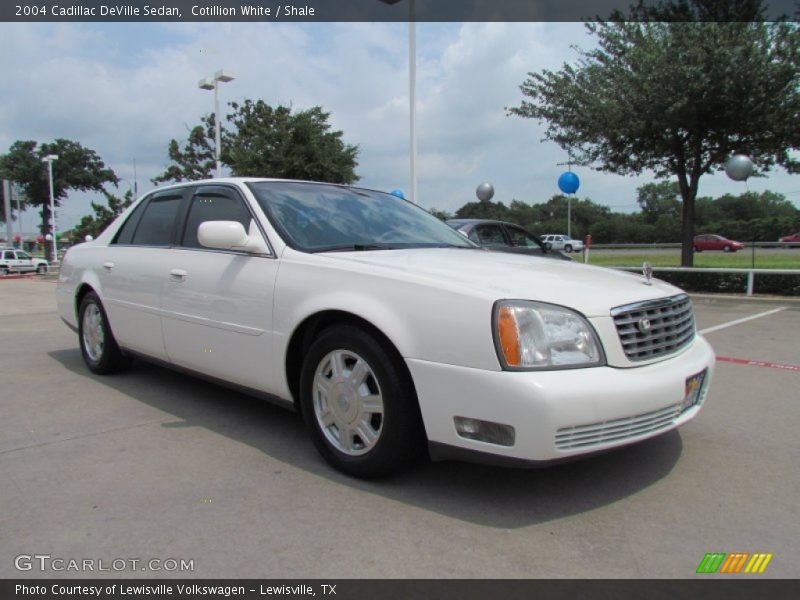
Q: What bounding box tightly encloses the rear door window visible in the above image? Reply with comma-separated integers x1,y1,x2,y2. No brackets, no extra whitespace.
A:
129,194,184,247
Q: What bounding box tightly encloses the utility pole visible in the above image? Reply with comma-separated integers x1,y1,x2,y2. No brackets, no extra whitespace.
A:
2,180,11,247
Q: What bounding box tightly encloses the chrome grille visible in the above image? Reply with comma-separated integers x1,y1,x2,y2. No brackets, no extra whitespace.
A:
555,403,681,450
611,294,695,362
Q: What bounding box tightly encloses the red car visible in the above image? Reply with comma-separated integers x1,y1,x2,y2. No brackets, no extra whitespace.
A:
693,234,745,252
779,232,800,246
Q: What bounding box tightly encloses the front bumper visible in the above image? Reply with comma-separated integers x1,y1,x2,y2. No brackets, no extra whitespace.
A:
407,335,715,465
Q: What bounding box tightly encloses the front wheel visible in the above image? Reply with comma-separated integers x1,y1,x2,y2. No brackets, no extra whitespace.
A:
299,325,426,478
723,245,732,253
78,292,130,374
36,264,47,274
693,246,700,253
0,267,8,276
564,244,573,253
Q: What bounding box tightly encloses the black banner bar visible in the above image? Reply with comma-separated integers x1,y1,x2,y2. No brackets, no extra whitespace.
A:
3,0,798,23
3,579,800,600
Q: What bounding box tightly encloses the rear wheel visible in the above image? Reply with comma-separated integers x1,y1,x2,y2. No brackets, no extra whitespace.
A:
0,267,8,276
78,292,130,374
693,246,700,253
299,324,425,478
36,264,47,274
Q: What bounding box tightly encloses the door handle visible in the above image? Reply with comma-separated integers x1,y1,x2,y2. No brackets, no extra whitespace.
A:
169,268,188,281
103,262,115,271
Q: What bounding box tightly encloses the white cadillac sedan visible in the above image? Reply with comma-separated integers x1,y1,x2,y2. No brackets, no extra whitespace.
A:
57,179,714,477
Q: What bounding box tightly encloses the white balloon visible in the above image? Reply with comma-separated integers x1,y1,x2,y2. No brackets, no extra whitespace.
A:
725,154,754,182
476,182,495,202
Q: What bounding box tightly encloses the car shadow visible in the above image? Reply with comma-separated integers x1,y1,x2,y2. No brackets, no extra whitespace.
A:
49,348,683,529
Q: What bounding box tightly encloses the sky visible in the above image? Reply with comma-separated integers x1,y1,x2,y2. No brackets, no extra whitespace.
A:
0,20,798,234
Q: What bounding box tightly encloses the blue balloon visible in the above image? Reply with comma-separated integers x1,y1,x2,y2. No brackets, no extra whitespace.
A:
557,171,580,194
390,189,405,199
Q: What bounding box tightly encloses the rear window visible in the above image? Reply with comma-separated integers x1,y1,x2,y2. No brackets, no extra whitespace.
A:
130,195,183,246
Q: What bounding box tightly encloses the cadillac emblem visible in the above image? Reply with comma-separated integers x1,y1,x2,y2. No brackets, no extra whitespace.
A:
642,262,653,285
638,318,652,334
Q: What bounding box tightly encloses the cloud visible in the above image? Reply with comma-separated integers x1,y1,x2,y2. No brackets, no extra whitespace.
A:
0,21,796,233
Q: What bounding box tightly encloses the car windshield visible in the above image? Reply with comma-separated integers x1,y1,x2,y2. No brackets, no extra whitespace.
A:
248,181,476,252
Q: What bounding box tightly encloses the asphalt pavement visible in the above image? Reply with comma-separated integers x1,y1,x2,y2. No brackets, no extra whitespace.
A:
1,279,798,579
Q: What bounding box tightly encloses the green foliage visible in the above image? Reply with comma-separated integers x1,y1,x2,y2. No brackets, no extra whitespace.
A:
0,139,117,259
447,187,799,245
428,208,452,221
155,100,360,185
153,118,216,183
71,189,134,242
510,2,800,266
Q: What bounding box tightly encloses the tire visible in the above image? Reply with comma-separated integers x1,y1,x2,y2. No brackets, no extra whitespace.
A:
78,292,130,374
299,324,426,478
564,244,573,253
693,246,700,253
545,242,553,250
36,264,47,274
723,245,732,253
0,267,8,276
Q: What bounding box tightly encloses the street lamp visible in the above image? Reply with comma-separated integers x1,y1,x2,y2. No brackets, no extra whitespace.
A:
198,69,235,178
42,154,58,263
379,0,417,204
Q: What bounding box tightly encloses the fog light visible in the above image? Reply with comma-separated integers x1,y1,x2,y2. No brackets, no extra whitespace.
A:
454,417,516,447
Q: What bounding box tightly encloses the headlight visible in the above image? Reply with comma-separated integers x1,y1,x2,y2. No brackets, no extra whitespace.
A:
493,300,605,370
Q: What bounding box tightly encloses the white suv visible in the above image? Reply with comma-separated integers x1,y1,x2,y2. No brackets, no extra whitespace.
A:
0,248,49,275
540,234,584,253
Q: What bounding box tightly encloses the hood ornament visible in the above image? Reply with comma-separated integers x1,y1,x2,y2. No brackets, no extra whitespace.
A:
642,262,653,286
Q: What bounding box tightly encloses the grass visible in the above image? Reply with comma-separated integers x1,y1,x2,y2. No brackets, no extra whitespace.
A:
586,250,800,269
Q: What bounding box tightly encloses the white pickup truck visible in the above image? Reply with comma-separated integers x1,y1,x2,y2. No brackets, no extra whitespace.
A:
0,248,49,275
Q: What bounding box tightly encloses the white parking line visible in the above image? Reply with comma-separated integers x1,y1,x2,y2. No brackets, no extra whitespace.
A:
698,307,787,335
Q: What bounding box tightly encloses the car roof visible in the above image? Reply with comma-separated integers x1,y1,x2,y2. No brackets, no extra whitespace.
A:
446,218,526,229
146,177,399,199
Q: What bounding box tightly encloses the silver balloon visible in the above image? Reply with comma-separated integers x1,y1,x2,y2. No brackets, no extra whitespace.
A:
724,154,754,182
476,182,495,202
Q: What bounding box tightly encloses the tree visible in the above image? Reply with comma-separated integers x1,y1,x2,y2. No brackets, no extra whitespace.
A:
0,140,117,260
155,100,359,185
509,1,800,265
637,181,681,224
153,117,217,183
71,189,134,242
428,208,452,221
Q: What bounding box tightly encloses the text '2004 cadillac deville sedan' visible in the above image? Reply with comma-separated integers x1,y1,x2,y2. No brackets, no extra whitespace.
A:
57,179,714,478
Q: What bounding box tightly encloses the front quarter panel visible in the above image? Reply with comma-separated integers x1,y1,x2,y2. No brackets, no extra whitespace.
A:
271,250,502,400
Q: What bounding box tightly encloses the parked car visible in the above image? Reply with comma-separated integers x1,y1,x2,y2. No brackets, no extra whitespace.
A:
57,179,714,478
540,234,585,253
446,219,572,261
0,248,49,275
692,234,745,253
778,232,800,246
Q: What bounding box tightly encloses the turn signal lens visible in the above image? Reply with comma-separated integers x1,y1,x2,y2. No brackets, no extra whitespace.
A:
497,306,521,367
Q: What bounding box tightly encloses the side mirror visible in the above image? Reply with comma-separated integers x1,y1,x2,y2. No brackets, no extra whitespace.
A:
198,220,269,254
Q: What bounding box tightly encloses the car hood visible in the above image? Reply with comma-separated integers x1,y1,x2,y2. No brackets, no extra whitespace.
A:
317,248,683,317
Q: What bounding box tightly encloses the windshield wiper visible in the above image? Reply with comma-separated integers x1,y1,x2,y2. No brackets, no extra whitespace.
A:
312,243,399,253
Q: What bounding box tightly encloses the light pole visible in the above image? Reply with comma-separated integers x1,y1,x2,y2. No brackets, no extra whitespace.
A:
42,154,58,263
198,70,235,178
379,0,417,203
